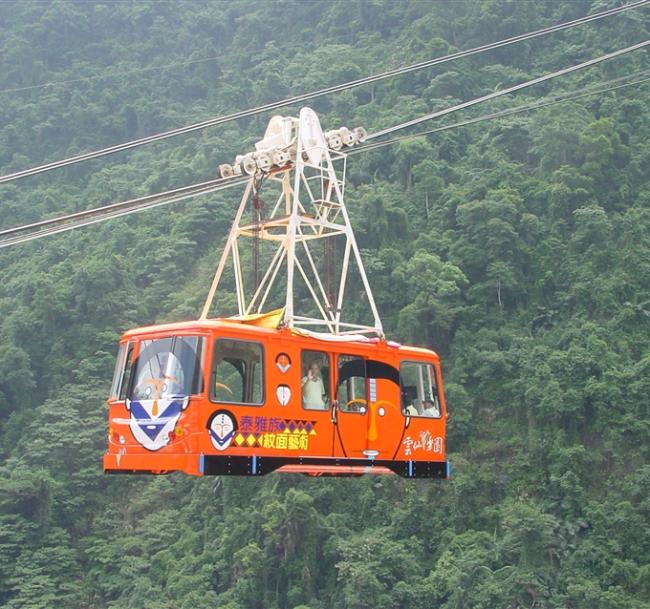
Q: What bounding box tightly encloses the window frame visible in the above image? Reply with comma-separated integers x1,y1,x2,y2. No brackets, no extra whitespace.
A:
125,335,206,401
336,354,369,414
209,337,265,407
399,359,443,419
116,342,135,401
300,349,331,411
110,342,127,401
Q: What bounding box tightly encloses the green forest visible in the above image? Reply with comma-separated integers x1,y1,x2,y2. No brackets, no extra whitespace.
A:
0,1,649,607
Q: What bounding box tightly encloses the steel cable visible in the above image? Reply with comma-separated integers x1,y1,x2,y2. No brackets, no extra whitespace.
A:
0,177,246,248
353,73,650,155
0,0,647,185
367,40,650,140
2,49,649,248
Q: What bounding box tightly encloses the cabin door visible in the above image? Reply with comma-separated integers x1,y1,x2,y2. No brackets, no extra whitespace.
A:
334,355,404,460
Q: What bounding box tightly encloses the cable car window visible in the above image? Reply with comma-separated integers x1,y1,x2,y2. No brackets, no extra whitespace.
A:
211,339,264,406
400,361,441,418
110,342,133,401
129,336,204,400
337,355,367,413
119,343,136,401
301,350,330,410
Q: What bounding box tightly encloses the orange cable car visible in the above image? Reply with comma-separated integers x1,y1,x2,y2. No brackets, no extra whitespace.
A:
103,315,448,478
103,108,449,478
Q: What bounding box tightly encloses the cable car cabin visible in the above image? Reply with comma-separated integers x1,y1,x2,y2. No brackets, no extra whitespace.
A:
103,318,449,478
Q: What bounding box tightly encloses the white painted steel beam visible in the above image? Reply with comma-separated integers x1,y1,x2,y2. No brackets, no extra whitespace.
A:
200,108,383,336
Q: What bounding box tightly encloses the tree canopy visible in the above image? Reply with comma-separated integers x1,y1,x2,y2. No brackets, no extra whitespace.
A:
0,1,649,608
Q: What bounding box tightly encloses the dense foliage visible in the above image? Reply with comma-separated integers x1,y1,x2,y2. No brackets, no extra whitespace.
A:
0,1,649,608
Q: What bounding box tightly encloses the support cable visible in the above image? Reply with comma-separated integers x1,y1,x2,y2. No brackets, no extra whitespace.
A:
0,176,246,248
1,68,648,248
0,54,224,95
367,40,650,140
0,0,646,185
353,72,650,155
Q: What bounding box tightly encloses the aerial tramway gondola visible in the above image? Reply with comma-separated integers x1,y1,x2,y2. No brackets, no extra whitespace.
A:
103,108,449,478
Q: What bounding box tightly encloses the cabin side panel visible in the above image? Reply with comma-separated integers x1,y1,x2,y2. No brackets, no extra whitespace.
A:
197,331,335,467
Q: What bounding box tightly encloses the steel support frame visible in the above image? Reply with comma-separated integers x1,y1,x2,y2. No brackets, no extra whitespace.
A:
200,112,383,337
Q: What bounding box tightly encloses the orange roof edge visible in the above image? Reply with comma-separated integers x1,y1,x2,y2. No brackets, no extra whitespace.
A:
119,318,438,359
120,317,280,338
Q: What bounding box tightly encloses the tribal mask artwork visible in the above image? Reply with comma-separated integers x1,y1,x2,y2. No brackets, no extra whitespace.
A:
127,376,189,451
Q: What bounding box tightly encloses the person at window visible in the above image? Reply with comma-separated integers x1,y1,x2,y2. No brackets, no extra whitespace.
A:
421,399,439,417
401,387,418,416
302,362,325,409
404,403,418,416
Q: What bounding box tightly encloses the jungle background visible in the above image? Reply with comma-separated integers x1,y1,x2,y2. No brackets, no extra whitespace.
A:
0,1,649,608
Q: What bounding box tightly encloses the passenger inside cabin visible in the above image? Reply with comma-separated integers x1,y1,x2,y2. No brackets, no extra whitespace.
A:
302,361,326,409
401,386,419,416
404,403,419,416
400,362,442,418
421,399,440,417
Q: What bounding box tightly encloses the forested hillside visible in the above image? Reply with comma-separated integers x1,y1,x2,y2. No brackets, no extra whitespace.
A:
1,1,649,608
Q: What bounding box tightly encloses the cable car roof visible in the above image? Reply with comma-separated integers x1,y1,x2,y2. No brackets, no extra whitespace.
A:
121,317,278,338
120,316,440,360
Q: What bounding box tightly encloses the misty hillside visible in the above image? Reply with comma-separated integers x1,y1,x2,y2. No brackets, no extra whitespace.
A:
0,2,649,608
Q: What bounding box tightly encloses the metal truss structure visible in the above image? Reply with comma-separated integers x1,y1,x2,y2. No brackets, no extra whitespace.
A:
200,107,382,336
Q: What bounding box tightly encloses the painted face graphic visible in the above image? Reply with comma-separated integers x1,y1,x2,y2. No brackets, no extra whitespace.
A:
276,384,291,406
275,353,291,373
127,376,189,451
208,410,237,451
